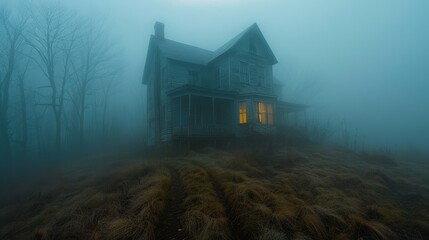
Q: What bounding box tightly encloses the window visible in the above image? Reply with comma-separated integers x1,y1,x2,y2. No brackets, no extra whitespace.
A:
214,66,220,87
239,101,247,124
188,70,198,84
239,61,249,83
257,102,273,125
256,65,265,86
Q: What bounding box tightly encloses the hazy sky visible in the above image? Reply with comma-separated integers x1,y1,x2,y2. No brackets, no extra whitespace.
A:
5,0,429,150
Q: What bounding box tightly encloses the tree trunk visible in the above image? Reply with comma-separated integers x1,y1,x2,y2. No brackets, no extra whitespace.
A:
0,42,16,160
78,85,87,149
18,73,27,157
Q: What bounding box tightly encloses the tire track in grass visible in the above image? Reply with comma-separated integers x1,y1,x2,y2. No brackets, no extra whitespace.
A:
156,166,189,240
207,167,243,240
179,164,232,240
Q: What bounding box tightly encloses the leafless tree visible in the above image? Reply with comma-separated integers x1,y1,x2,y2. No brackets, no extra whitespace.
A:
26,3,79,154
0,8,27,160
70,21,114,149
16,61,30,156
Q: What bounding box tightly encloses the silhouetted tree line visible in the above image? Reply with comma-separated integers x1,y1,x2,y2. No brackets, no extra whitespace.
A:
0,2,124,161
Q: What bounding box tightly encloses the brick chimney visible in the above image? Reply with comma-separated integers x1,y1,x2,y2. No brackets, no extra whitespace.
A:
154,22,164,40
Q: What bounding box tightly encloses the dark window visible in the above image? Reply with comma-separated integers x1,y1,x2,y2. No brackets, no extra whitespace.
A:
214,66,220,87
256,65,265,86
239,61,249,83
188,70,199,84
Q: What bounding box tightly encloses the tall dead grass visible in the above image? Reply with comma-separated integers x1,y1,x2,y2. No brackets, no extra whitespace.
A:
180,165,230,240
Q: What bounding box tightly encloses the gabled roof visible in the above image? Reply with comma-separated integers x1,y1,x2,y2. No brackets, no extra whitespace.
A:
277,101,308,113
210,23,278,64
156,36,214,65
143,23,278,84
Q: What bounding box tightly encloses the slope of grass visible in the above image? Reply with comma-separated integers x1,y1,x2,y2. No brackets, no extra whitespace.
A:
1,146,428,239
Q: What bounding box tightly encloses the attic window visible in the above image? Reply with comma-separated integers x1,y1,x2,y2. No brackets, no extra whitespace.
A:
188,71,199,84
239,61,249,83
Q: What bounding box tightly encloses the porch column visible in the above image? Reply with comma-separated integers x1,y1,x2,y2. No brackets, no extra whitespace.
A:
212,97,215,124
188,94,191,136
179,96,182,126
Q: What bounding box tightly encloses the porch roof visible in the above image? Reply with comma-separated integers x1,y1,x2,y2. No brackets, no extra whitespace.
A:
277,101,308,113
167,84,237,99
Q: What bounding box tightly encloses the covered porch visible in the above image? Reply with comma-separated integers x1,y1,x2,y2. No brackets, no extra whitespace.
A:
170,93,235,138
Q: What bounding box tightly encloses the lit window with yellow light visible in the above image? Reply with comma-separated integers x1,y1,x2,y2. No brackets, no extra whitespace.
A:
258,102,274,125
239,102,247,124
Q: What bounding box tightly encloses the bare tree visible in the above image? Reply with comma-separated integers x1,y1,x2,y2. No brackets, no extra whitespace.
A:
0,8,27,160
70,22,113,149
26,3,79,154
16,62,30,156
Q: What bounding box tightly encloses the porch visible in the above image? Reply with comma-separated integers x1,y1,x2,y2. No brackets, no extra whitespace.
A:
170,94,235,138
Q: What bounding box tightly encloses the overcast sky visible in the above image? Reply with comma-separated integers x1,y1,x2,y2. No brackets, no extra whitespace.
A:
5,0,429,150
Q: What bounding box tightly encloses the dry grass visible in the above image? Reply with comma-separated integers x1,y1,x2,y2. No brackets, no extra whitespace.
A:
1,146,429,239
0,163,171,240
180,165,230,240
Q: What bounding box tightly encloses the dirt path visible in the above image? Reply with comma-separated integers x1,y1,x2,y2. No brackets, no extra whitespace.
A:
207,167,243,240
156,166,189,240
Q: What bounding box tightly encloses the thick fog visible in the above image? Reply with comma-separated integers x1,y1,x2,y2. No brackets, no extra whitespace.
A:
1,0,428,160
67,0,429,151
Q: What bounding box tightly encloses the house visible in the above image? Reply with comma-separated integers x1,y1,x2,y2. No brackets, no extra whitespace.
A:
142,22,307,146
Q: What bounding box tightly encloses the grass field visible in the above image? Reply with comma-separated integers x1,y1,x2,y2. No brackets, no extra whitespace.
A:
1,146,428,239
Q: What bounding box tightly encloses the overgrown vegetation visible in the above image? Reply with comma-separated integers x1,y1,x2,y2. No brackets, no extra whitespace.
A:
1,147,428,239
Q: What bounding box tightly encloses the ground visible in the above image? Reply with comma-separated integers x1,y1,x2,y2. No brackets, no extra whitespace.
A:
1,146,428,240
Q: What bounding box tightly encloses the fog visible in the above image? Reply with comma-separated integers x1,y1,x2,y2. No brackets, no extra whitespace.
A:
2,1,429,238
67,0,429,150
1,0,428,161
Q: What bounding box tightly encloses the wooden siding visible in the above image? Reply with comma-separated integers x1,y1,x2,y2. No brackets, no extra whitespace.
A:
145,27,282,145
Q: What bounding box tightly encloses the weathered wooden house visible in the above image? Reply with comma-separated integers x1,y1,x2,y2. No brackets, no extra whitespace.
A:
143,22,306,146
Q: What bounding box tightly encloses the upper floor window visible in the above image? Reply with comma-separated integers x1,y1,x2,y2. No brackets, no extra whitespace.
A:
239,101,247,124
188,70,199,84
257,102,273,125
239,61,249,84
256,65,265,86
214,66,220,87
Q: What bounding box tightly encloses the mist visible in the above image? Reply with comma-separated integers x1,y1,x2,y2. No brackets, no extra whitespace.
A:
53,0,429,151
2,1,429,239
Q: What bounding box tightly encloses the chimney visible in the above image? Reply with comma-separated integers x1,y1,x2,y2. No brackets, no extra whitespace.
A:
154,22,164,40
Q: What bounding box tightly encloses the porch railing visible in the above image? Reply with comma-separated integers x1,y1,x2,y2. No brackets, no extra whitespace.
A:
172,124,234,137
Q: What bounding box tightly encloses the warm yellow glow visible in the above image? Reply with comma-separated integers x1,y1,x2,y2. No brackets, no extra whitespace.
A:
258,102,266,124
258,102,273,125
239,102,247,124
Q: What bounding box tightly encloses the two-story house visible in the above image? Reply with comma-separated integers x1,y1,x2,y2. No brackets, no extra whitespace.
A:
142,22,306,146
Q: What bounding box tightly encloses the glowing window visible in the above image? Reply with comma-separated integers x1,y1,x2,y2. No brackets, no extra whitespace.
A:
239,102,247,124
258,102,273,125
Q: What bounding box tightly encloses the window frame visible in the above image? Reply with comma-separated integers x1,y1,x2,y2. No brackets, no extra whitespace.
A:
239,61,250,84
214,66,220,87
238,101,247,124
257,102,274,125
188,70,199,85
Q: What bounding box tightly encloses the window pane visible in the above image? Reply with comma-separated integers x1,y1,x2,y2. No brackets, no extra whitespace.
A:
267,103,273,125
239,102,247,124
240,62,249,83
